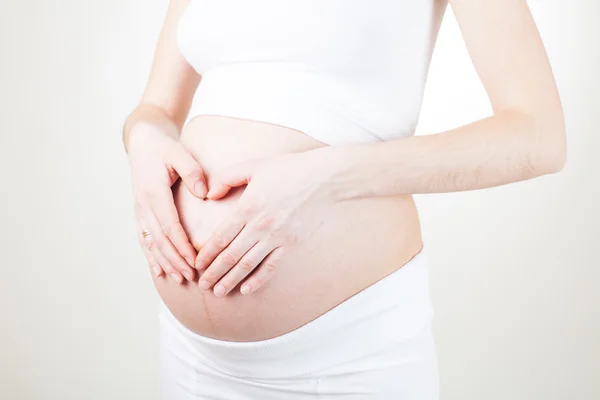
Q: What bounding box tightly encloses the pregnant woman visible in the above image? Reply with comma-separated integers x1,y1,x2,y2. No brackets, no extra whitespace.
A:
122,0,566,398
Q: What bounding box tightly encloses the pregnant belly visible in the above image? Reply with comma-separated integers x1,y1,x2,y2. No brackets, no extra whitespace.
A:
153,115,423,342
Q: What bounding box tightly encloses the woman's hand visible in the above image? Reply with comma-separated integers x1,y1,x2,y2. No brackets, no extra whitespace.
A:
128,122,208,283
193,150,339,297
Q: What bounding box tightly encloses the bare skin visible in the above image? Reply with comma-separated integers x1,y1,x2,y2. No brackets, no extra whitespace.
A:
124,0,565,341
154,115,423,341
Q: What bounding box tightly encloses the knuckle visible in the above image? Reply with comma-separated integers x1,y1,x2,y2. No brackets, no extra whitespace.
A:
239,259,255,271
239,201,259,217
268,228,285,240
221,251,238,266
255,215,275,231
263,261,277,273
195,255,209,269
200,272,214,283
182,165,202,181
212,232,229,248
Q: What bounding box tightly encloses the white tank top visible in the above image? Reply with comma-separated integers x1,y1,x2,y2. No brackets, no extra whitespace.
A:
177,0,441,145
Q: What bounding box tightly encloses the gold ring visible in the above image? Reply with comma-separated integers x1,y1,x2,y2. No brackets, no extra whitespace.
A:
141,229,151,239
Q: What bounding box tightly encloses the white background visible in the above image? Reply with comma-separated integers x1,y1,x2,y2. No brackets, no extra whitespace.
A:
0,1,598,399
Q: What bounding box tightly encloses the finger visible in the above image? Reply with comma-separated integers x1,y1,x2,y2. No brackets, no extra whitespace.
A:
149,185,197,269
141,212,181,283
140,235,163,277
144,206,195,283
199,229,260,296
215,242,274,296
206,161,256,200
149,241,182,284
194,213,247,272
240,247,285,295
165,143,208,198
134,205,164,277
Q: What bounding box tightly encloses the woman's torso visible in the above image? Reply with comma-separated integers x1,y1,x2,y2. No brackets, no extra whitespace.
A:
152,0,446,342
154,116,423,342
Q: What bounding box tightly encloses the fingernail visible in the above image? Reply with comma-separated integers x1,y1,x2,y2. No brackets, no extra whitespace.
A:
185,257,194,267
152,265,162,277
195,182,207,198
169,273,182,283
240,283,252,295
199,280,211,290
182,271,193,281
214,284,226,297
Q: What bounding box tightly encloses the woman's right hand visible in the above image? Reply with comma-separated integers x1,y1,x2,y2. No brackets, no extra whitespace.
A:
127,122,208,283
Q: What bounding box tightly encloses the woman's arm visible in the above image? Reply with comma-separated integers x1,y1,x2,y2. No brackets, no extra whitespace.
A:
192,0,567,296
123,1,200,147
124,0,207,283
320,0,566,201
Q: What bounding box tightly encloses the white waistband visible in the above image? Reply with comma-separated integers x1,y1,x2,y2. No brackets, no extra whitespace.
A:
159,247,434,379
187,63,388,146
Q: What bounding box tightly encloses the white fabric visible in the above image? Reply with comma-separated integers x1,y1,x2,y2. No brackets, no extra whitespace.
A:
171,4,441,396
159,248,439,399
177,0,438,145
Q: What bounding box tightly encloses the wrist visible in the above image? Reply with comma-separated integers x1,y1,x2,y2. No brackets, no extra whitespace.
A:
309,144,375,203
123,104,180,153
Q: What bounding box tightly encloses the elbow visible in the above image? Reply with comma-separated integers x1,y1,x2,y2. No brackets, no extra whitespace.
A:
538,143,566,175
531,113,567,176
498,95,567,177
546,141,567,174
505,107,567,177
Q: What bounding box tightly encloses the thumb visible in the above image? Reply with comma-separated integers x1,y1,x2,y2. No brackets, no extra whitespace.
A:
167,144,208,199
206,160,257,200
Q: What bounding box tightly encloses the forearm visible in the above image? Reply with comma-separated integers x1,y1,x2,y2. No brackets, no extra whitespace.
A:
122,103,181,153
322,109,566,201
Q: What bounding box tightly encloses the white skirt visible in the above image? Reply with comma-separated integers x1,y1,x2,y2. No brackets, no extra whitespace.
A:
159,247,439,399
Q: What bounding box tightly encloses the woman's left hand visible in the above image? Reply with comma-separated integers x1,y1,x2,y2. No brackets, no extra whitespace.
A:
194,150,337,297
